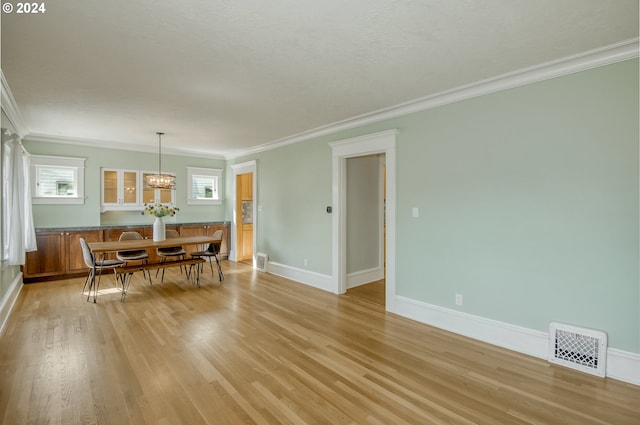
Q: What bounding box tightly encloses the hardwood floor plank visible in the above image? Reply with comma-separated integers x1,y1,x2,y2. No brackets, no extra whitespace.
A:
1,261,638,425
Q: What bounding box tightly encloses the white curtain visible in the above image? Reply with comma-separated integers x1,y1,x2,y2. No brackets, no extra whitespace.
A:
2,132,37,265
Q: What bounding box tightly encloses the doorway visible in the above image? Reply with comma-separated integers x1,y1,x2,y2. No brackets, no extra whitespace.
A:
344,153,386,306
236,172,254,264
230,161,257,266
330,130,396,310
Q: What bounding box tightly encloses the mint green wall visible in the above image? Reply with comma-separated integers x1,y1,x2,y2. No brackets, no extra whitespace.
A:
7,60,638,353
238,141,333,271
396,60,638,353
22,141,227,227
235,59,639,353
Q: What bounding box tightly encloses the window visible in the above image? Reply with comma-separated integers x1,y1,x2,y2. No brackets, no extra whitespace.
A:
187,167,222,205
31,155,85,204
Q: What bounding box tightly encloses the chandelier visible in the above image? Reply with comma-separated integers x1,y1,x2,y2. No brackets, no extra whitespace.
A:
145,132,176,190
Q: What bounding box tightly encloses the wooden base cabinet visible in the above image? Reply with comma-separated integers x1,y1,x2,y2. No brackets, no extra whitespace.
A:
23,232,65,279
241,224,253,259
23,230,104,281
66,230,103,274
23,223,229,282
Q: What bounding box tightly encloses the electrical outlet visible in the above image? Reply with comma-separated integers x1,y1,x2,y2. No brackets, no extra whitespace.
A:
455,294,463,306
304,258,308,267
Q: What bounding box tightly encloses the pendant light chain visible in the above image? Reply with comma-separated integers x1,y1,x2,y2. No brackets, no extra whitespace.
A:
157,131,164,175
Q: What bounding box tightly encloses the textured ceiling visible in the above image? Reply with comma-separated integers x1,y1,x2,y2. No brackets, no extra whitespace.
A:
2,0,638,158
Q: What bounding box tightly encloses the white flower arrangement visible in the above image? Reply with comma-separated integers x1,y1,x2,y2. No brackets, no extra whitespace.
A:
143,202,179,217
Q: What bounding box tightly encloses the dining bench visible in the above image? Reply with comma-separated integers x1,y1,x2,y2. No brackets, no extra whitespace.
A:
113,258,206,302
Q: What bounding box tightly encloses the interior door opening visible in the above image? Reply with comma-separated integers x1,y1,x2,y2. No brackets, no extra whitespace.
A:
236,172,254,264
345,154,386,307
330,129,396,307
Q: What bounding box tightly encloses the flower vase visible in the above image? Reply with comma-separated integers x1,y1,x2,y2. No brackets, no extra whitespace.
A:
153,216,166,241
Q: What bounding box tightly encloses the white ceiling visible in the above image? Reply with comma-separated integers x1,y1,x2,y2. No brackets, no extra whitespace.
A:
2,0,638,158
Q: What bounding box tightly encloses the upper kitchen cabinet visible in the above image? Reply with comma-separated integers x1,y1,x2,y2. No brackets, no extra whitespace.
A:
101,168,140,211
101,169,176,212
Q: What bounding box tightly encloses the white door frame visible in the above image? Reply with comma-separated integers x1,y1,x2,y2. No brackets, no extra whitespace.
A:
230,160,257,265
330,130,396,307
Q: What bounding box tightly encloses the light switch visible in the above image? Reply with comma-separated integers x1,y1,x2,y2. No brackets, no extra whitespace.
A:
412,207,419,218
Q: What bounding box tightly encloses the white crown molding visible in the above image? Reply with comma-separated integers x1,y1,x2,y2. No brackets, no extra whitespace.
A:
4,39,638,160
25,133,226,160
1,70,223,159
230,38,639,160
1,70,28,136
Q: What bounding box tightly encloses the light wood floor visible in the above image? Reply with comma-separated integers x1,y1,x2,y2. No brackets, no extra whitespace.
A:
1,262,638,425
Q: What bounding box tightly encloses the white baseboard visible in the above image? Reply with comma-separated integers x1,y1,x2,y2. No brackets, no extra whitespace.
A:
390,295,549,358
607,348,640,386
390,295,640,387
347,266,384,289
267,262,334,293
261,266,640,386
0,271,23,336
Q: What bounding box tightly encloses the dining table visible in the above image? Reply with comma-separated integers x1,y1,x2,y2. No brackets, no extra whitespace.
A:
87,235,221,302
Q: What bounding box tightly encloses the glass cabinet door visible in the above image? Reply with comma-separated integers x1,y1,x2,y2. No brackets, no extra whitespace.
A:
159,189,172,203
101,168,140,210
101,169,174,211
122,171,138,205
103,170,119,204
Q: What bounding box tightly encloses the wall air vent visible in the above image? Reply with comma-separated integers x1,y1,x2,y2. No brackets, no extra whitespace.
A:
256,253,268,272
549,322,607,377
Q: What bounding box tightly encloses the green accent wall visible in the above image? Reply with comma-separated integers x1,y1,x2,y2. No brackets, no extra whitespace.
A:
396,59,638,352
22,141,227,227
244,141,333,271
6,59,638,354
234,59,639,353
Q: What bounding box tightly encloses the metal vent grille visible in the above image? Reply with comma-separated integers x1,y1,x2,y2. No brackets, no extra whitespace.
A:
256,253,268,272
549,322,607,377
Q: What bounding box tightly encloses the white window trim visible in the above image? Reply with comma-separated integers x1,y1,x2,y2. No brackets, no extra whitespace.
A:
187,167,222,205
31,155,86,205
